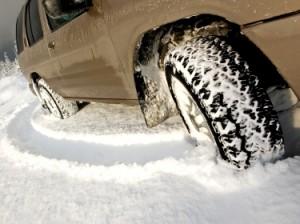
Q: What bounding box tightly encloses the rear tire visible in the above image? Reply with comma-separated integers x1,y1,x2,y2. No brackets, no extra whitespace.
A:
165,36,285,169
38,79,78,119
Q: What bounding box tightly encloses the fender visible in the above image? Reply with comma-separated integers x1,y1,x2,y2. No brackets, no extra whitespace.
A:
102,0,300,85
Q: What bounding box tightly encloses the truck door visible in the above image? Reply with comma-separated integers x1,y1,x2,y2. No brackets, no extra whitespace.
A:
42,1,133,101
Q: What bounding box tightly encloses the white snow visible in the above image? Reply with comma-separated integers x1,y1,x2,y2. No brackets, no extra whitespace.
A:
0,60,300,224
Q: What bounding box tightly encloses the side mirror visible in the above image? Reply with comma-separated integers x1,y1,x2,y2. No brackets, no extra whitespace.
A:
43,0,92,19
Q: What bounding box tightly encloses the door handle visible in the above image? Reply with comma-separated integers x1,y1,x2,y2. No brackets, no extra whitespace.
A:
48,41,56,49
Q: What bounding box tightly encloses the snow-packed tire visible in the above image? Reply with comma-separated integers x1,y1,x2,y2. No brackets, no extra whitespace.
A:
164,36,285,169
37,79,78,119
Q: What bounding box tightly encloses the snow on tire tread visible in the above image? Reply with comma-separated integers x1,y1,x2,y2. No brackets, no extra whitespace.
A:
165,36,285,168
38,79,78,119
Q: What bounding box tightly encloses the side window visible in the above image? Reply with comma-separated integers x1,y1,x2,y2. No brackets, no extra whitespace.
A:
16,7,25,54
46,10,85,31
25,0,44,46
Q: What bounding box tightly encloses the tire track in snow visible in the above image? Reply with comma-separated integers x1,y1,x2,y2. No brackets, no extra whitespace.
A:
4,102,194,166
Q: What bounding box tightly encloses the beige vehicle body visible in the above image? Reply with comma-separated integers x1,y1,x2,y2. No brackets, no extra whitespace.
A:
17,0,300,126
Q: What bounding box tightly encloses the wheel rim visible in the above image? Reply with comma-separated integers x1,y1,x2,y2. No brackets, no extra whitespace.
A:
171,76,216,144
39,87,62,118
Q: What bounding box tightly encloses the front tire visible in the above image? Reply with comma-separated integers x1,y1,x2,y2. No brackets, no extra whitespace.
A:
165,36,285,169
37,79,79,119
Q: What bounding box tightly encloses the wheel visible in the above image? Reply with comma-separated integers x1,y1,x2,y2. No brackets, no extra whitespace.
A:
164,36,285,169
37,79,79,119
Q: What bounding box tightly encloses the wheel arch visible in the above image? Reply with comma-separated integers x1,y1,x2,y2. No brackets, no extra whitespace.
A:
30,72,41,83
132,13,288,128
29,72,42,97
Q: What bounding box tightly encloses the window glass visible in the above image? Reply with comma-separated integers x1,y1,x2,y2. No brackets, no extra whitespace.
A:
25,0,43,46
25,4,34,46
46,9,85,31
16,7,25,54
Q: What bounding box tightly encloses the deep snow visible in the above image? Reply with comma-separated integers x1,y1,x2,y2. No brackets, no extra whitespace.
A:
0,60,300,224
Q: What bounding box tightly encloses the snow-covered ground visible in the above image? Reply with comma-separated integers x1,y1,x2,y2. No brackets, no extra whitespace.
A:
0,61,300,224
